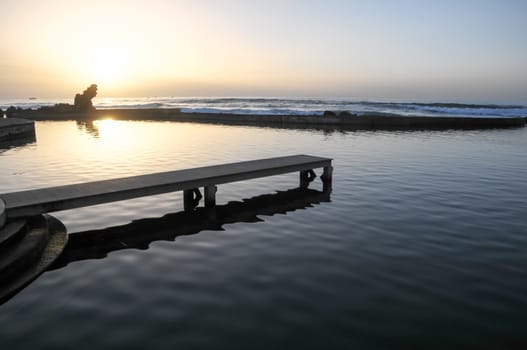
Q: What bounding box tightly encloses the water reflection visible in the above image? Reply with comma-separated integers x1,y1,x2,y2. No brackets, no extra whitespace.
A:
75,120,99,138
51,187,330,270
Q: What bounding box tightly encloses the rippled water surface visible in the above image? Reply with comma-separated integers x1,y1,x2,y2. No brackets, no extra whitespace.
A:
1,120,527,349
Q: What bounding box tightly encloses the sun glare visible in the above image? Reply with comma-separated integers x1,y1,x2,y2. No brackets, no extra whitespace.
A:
88,49,127,88
93,118,120,138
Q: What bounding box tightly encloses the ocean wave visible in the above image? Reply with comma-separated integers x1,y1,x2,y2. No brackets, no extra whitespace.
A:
179,107,322,115
95,102,165,109
403,105,527,117
1,97,526,118
408,102,524,109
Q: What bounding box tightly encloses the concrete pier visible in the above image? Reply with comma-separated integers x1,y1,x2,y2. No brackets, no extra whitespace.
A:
0,156,332,304
0,155,333,219
0,214,68,304
8,108,526,130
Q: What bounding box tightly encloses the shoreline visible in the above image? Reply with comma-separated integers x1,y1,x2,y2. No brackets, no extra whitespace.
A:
5,108,526,129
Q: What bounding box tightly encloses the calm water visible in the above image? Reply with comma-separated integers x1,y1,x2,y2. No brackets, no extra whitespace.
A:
1,120,527,349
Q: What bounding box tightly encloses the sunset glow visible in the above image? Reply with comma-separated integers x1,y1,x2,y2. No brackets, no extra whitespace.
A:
1,0,526,103
87,50,127,89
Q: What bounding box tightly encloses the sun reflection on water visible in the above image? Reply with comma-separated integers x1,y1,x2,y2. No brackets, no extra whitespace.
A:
93,118,119,139
24,120,300,186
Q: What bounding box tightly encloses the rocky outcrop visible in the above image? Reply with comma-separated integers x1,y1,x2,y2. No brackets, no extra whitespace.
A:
74,84,98,112
323,111,337,117
4,84,99,117
40,103,75,113
6,106,17,118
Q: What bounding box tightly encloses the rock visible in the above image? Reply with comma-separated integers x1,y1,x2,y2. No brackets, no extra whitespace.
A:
323,111,337,117
54,103,75,112
74,84,98,112
339,111,354,118
6,106,16,118
40,103,75,113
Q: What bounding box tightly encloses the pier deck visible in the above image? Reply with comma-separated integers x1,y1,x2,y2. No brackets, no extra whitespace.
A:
0,155,332,219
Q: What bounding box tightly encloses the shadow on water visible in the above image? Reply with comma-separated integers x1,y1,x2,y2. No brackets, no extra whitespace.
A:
0,134,36,153
51,187,330,270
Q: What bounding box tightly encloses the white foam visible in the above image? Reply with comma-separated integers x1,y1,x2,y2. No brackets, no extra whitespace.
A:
1,97,525,119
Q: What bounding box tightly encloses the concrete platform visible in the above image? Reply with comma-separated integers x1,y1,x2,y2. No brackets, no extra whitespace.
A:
0,215,68,304
0,220,27,247
0,216,48,279
8,108,526,129
0,118,35,141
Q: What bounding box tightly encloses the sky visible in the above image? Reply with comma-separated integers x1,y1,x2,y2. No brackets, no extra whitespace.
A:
1,0,526,103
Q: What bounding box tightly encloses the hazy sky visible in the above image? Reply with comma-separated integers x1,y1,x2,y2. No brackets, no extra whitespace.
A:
1,0,526,103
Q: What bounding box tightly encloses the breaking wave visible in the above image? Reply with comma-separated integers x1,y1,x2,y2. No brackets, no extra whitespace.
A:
2,97,526,118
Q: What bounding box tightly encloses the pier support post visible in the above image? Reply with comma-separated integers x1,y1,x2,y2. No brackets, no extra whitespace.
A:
204,185,217,207
300,170,316,189
0,199,5,228
184,188,202,211
321,166,333,193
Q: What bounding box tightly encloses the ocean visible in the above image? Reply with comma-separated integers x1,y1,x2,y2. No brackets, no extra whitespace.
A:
1,97,526,118
0,111,526,348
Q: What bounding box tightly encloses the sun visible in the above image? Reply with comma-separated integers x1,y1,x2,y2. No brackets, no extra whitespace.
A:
88,48,127,88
